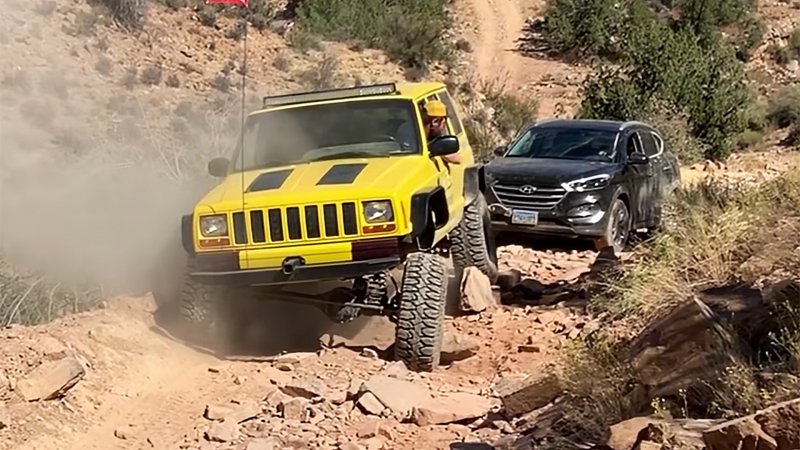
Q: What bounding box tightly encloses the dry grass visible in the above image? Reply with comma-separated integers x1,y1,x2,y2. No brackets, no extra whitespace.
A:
543,171,800,444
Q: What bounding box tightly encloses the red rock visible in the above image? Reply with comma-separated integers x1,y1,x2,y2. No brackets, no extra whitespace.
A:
410,392,493,426
359,375,432,416
494,372,563,417
16,357,85,401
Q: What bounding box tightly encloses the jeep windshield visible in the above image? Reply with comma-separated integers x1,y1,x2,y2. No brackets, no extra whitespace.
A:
230,98,422,172
504,127,617,162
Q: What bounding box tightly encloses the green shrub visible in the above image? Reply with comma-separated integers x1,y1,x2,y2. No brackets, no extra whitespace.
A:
296,0,450,69
576,2,753,161
542,0,625,58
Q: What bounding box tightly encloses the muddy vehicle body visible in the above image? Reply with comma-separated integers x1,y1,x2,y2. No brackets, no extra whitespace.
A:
172,82,498,371
485,119,681,253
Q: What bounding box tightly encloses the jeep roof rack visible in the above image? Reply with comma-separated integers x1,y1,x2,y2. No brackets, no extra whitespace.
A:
262,83,399,108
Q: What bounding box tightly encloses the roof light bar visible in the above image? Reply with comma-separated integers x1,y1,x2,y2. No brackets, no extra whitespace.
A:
262,83,399,108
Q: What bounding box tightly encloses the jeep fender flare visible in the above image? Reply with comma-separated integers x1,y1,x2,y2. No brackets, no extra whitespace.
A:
181,213,195,256
410,186,449,250
463,164,486,206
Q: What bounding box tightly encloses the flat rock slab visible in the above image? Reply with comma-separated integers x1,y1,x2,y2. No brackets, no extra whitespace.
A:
360,375,432,416
320,316,396,352
494,372,563,418
411,392,494,426
16,357,85,401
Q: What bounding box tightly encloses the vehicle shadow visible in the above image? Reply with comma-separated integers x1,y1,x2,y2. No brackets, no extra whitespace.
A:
495,232,597,253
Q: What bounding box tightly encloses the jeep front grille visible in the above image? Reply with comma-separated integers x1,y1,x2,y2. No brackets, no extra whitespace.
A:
492,183,567,210
231,202,360,245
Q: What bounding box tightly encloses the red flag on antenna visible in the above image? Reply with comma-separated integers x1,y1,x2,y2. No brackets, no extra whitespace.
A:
206,0,248,6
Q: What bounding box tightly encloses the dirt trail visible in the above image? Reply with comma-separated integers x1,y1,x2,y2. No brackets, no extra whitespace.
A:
459,0,588,116
0,245,603,450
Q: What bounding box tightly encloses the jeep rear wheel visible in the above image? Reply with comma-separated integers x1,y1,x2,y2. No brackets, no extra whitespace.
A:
394,252,448,372
450,194,499,283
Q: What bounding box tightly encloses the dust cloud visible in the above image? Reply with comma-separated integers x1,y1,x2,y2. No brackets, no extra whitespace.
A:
0,0,233,297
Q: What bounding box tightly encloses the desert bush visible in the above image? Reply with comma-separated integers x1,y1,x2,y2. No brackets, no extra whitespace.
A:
287,27,323,54
485,88,539,139
298,54,340,90
295,0,450,69
95,56,114,76
767,85,800,129
140,65,163,85
463,117,497,162
775,27,800,63
99,0,148,30
0,260,104,326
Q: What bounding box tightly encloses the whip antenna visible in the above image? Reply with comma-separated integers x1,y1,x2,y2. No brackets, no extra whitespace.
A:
206,0,249,265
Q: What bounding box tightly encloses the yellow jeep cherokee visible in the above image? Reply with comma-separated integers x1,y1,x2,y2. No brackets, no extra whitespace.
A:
176,82,497,371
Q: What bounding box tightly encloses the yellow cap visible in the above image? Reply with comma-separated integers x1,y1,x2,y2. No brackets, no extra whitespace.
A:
424,100,447,118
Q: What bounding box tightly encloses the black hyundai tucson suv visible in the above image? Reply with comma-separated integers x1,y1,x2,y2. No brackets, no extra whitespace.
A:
484,119,681,253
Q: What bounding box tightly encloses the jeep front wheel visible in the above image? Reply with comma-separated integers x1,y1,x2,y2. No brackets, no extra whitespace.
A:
394,252,448,372
179,274,218,327
450,194,499,283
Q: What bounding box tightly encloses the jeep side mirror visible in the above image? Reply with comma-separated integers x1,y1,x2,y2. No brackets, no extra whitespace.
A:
429,135,460,157
493,146,506,157
628,153,648,164
208,157,230,177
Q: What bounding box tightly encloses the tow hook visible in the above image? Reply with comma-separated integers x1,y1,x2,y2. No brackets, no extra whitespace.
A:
488,203,511,217
281,256,305,275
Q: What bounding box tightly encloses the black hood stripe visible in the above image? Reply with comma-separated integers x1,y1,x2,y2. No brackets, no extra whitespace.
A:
247,169,293,192
317,163,367,185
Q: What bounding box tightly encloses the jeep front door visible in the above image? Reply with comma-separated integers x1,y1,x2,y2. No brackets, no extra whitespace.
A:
420,95,457,225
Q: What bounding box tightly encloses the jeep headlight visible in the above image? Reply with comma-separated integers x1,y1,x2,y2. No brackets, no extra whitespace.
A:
363,201,394,223
199,214,228,237
562,174,611,193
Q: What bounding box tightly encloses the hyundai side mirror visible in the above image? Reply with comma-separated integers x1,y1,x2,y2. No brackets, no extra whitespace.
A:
429,135,460,157
493,146,507,157
208,157,230,177
628,153,648,164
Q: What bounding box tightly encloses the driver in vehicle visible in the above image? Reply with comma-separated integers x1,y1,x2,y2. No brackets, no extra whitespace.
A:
396,100,461,165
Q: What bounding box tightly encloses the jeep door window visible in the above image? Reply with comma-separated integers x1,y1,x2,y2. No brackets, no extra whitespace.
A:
231,99,421,171
437,91,464,135
504,127,617,162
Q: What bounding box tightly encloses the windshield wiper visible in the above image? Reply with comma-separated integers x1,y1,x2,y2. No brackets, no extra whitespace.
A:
309,151,380,162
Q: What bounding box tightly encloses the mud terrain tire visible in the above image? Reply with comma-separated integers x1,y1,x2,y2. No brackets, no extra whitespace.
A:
179,267,219,326
450,194,499,283
394,252,448,372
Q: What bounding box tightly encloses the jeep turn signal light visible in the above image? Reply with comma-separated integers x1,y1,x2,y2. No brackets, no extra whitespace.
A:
362,224,396,234
199,238,231,248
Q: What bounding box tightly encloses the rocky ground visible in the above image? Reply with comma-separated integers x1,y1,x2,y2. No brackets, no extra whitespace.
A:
0,243,606,450
2,0,800,449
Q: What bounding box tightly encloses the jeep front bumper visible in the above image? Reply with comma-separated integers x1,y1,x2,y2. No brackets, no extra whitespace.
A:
187,238,401,286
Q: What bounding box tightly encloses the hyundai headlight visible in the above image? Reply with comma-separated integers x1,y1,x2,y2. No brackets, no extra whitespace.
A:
199,214,228,237
363,201,394,223
562,174,611,192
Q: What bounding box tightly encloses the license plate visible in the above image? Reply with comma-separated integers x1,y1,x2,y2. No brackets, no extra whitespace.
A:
511,209,538,225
